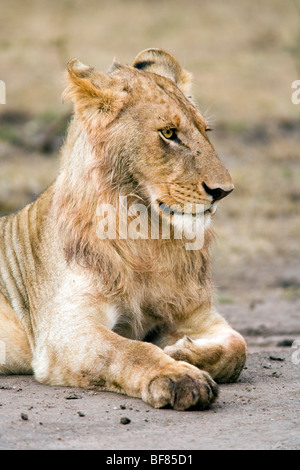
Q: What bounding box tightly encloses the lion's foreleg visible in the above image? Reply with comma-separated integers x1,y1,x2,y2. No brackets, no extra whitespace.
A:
160,310,247,383
32,312,218,410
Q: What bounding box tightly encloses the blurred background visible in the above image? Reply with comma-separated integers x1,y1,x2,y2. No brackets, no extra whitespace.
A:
0,0,299,346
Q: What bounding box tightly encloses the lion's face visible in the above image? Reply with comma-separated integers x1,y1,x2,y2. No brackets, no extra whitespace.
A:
65,49,233,231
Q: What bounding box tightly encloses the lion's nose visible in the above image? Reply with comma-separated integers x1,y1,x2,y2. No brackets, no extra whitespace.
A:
202,182,234,201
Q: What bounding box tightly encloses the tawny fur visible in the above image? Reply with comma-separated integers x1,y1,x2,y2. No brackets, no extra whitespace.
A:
0,49,247,410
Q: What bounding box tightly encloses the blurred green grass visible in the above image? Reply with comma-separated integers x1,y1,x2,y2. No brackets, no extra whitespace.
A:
0,0,299,264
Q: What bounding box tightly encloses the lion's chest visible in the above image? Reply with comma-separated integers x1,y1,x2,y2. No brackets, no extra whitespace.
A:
109,269,203,342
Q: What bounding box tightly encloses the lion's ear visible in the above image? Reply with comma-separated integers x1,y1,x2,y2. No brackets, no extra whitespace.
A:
132,49,192,96
63,59,127,128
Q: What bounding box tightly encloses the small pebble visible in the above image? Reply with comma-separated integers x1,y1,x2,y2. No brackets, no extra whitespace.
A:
263,363,272,369
21,413,28,421
269,355,284,362
276,339,294,347
65,393,82,400
120,417,131,425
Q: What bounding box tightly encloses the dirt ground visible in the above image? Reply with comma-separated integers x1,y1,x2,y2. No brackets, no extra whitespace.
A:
0,350,298,451
0,0,299,451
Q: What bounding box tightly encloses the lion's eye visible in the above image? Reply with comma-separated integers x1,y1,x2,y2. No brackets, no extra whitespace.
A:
160,128,177,140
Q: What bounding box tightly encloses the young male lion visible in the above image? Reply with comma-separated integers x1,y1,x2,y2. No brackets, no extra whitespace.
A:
0,49,247,410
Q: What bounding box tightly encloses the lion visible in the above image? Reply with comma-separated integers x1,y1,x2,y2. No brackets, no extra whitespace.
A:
0,49,247,410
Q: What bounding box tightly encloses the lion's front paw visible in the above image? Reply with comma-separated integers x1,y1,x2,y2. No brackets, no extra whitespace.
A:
143,362,218,411
163,333,247,383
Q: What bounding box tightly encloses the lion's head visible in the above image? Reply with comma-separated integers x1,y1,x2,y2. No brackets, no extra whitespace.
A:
62,48,233,239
